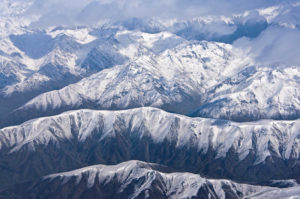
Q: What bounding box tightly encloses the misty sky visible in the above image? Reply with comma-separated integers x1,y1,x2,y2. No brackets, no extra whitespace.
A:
2,0,300,66
22,0,293,27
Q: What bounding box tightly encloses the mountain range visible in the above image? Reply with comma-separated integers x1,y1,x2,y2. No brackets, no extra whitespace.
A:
0,0,300,198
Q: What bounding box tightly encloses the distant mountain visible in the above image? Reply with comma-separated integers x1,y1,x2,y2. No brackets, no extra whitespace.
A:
191,66,300,121
1,2,299,126
0,29,184,121
1,40,244,127
3,39,300,128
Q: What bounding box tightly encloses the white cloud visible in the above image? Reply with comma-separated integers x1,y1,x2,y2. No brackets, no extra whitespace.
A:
3,0,300,67
234,26,300,66
21,0,295,27
232,2,300,66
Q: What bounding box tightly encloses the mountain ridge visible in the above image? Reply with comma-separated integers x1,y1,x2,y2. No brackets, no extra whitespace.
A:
1,107,300,188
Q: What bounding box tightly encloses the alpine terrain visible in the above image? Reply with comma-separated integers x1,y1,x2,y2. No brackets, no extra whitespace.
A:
0,0,300,198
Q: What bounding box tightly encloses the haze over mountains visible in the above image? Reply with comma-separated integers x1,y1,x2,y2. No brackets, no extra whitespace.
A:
0,0,300,198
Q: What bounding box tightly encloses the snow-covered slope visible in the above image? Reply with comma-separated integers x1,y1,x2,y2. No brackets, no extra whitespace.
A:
246,186,300,199
2,40,247,127
4,36,300,127
0,28,184,120
1,1,300,126
192,66,300,121
1,1,300,197
1,107,300,187
0,160,273,199
1,28,184,96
